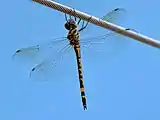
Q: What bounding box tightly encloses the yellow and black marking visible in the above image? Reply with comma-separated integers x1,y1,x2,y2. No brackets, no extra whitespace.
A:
74,46,87,110
67,27,87,110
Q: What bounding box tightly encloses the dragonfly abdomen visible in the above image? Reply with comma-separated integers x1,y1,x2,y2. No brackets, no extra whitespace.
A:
74,45,87,110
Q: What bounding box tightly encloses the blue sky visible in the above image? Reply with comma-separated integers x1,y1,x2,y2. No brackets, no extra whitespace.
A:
1,0,160,120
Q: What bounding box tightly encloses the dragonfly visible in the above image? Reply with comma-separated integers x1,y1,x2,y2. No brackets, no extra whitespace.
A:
13,8,130,110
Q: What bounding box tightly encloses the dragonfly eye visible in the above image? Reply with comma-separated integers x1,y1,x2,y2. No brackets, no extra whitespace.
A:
64,22,77,30
64,22,70,30
65,19,77,30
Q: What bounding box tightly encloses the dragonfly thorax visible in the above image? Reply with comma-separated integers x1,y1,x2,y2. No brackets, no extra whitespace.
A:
67,27,80,46
65,19,77,30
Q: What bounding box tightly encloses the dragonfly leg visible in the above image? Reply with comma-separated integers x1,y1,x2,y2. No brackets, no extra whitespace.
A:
78,16,92,32
78,20,84,32
65,9,74,22
72,8,77,21
77,18,81,25
72,8,82,25
65,13,69,22
69,12,72,19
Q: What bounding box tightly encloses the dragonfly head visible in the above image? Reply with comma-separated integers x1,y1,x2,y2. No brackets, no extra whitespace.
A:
65,19,77,30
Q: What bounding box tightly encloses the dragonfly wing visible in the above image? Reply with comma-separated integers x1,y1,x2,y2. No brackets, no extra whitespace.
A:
29,44,73,81
80,28,132,60
12,37,73,81
78,8,129,59
101,8,127,25
80,8,127,37
12,37,68,66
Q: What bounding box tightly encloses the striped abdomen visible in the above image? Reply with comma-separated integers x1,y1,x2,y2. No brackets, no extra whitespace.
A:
74,45,87,110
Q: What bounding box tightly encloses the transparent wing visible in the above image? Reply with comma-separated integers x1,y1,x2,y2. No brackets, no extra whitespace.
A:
12,37,74,81
101,8,126,25
29,44,73,81
12,37,68,65
79,29,131,61
80,8,127,38
78,8,129,60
